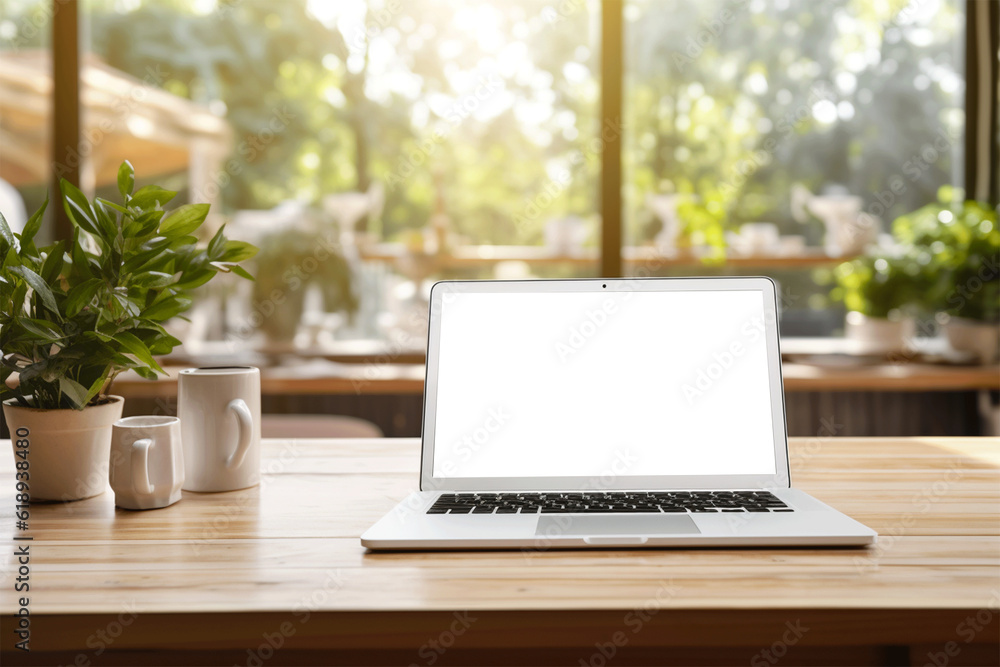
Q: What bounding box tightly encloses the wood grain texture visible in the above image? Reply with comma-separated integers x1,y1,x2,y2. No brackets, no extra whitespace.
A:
1,437,998,664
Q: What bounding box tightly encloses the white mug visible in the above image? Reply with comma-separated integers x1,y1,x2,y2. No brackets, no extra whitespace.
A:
110,416,184,510
178,366,261,492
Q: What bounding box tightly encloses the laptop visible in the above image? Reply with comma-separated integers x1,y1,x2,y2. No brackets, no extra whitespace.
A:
361,277,877,550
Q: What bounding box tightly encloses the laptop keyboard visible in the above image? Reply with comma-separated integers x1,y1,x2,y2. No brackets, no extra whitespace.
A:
426,491,792,514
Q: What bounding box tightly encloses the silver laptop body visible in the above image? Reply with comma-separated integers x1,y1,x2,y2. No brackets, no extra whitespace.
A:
362,277,876,550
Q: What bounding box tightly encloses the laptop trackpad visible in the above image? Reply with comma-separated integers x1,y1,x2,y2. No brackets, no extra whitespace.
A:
535,514,700,536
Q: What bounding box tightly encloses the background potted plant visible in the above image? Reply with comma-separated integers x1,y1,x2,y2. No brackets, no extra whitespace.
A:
893,191,999,363
832,254,921,353
1,162,257,501
251,227,357,346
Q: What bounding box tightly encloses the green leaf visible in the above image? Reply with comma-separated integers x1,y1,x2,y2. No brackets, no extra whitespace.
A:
220,240,259,263
97,198,129,216
93,199,121,246
59,376,90,409
172,268,215,291
39,240,66,284
159,204,210,238
122,210,163,239
9,265,59,315
0,208,16,256
132,367,158,380
83,373,108,405
60,179,102,237
117,161,135,199
131,271,175,289
64,278,104,317
141,295,192,321
230,265,255,281
69,228,95,281
207,224,227,259
115,330,164,374
20,318,64,341
18,196,48,249
130,185,176,210
2,244,22,272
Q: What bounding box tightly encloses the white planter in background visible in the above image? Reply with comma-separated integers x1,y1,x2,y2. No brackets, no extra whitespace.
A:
844,311,915,354
942,317,1000,364
3,396,124,502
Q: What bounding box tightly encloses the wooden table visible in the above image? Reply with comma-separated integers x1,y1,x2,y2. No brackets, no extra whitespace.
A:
2,437,998,666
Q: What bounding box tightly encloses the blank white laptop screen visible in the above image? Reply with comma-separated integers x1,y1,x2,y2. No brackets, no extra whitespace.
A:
431,288,777,479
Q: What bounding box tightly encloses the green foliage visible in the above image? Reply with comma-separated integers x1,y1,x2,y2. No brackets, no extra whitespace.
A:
251,228,357,342
0,162,258,410
832,255,921,319
892,191,999,322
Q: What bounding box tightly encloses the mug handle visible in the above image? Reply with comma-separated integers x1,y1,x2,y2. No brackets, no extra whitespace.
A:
131,439,154,495
225,399,253,469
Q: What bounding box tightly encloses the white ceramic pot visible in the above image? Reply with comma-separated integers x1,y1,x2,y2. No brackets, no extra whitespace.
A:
3,396,124,502
844,312,915,354
942,317,1000,364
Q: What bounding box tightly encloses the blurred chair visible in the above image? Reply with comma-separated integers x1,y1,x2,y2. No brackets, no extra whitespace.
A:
260,414,384,439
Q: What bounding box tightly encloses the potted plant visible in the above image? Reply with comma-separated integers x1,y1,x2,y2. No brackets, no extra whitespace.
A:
832,254,920,353
251,227,357,346
1,162,257,501
893,191,999,363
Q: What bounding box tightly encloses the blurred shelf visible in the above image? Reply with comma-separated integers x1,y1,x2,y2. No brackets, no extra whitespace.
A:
359,244,853,271
780,362,1000,392
115,358,999,399
112,363,425,398
165,339,426,365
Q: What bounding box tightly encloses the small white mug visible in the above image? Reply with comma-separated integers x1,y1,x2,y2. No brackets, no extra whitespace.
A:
110,416,184,510
178,366,261,492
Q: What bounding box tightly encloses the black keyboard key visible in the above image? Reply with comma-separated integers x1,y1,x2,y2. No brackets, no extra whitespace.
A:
427,490,793,514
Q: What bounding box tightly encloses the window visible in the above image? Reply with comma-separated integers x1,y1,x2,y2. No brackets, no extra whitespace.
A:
0,0,986,349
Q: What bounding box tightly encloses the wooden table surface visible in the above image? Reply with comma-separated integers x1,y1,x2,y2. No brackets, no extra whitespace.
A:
1,437,998,666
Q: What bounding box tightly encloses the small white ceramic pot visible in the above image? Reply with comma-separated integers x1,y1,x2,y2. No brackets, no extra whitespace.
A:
844,311,915,354
942,316,1000,364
